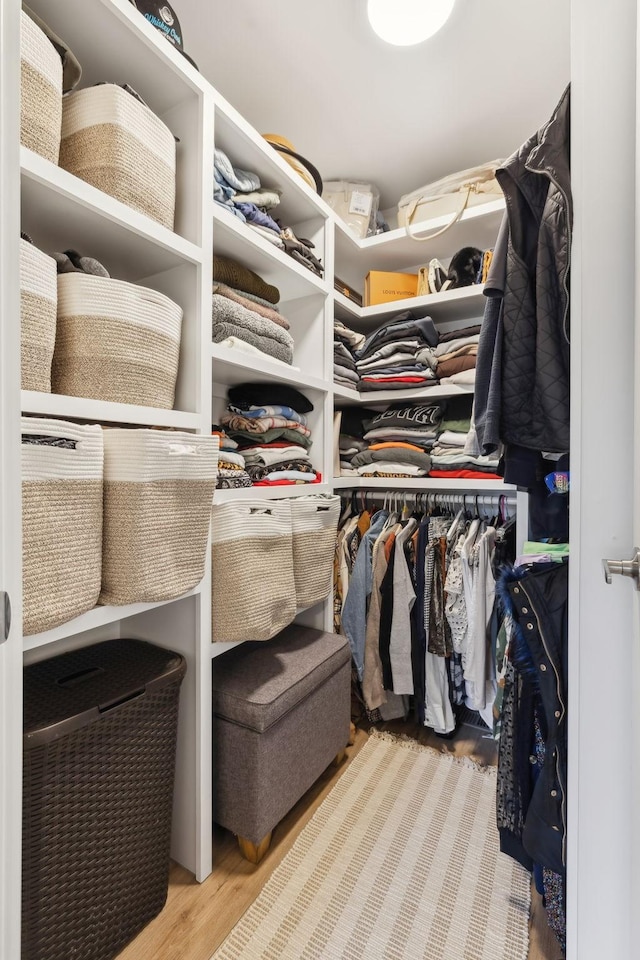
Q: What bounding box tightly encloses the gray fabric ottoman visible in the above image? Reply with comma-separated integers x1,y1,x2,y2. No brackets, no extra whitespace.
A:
212,624,351,863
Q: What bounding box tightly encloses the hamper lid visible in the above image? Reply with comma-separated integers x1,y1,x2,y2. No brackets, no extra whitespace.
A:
24,639,186,749
212,625,350,733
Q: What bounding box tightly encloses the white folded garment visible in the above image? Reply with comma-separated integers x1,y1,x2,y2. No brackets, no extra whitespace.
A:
217,450,245,468
434,334,481,357
439,370,476,386
357,462,427,476
217,337,300,370
437,430,470,446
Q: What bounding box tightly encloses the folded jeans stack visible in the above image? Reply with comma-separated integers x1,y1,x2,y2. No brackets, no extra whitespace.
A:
355,311,439,392
334,319,364,391
351,403,444,479
220,384,321,487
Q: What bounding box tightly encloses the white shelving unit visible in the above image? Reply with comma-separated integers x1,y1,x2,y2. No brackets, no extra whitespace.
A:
332,477,515,492
0,4,523,955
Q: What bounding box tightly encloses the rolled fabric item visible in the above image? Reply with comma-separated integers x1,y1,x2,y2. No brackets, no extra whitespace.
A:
213,255,280,304
227,383,313,414
213,282,290,330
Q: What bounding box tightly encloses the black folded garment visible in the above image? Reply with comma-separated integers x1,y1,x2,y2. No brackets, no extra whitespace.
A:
227,383,313,413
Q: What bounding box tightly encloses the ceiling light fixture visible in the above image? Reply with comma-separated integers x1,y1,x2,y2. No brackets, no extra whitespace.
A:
367,0,455,46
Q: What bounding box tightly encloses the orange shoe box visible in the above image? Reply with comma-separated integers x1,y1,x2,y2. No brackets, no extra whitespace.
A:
364,271,418,307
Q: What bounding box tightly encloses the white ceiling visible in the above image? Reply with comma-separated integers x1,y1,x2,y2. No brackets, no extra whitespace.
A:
178,0,571,210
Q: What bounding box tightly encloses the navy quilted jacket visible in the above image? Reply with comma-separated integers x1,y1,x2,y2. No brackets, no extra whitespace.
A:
497,85,572,453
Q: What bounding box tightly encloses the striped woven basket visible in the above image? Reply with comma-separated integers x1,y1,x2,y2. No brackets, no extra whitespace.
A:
211,499,295,642
20,10,62,163
100,430,219,605
53,274,183,409
290,495,341,608
19,239,57,392
59,84,176,229
22,417,104,636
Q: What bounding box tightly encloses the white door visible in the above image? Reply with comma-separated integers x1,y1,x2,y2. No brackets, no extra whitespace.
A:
568,1,638,957
0,1,23,956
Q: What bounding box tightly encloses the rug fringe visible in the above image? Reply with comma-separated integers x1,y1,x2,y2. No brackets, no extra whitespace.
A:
368,729,495,774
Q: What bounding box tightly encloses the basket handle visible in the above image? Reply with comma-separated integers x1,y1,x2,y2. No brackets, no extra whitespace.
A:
404,184,475,243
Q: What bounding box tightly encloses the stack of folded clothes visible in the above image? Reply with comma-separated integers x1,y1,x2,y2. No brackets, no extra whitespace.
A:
212,256,295,366
348,402,443,479
214,149,324,277
334,319,364,391
354,311,439,392
337,406,370,476
220,384,321,487
211,427,252,489
434,324,481,386
428,395,501,479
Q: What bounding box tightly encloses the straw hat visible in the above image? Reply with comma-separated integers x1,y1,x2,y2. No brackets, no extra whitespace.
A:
262,134,323,195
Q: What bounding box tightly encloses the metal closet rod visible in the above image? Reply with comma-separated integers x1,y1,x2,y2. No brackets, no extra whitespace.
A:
344,490,517,517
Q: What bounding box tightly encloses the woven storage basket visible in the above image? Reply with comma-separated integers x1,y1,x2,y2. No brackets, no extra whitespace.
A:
59,84,176,229
211,499,295,642
53,273,183,409
290,494,341,608
19,238,57,392
22,417,103,636
100,430,219,605
20,10,62,163
23,639,186,960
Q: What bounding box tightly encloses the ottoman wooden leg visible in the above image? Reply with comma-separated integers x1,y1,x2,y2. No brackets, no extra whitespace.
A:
334,749,346,766
238,831,273,864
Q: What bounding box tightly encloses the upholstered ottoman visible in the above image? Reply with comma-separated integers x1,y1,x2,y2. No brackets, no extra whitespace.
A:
212,624,351,863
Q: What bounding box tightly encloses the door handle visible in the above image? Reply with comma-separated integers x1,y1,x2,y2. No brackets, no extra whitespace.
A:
602,548,640,588
0,591,10,642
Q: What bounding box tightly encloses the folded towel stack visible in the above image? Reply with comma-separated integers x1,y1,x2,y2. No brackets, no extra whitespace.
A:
220,383,321,487
214,148,324,277
355,311,439,392
334,319,364,391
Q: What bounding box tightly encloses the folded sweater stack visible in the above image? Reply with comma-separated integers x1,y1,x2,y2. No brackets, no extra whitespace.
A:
220,383,320,487
338,406,370,476
212,257,296,366
214,148,324,277
354,311,439,392
348,402,444,479
428,395,501,479
334,320,365,391
431,324,482,387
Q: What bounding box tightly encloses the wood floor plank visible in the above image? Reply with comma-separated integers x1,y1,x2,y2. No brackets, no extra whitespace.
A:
116,724,563,960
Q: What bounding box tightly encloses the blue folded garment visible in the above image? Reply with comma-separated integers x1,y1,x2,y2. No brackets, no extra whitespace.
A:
214,148,261,193
233,201,281,234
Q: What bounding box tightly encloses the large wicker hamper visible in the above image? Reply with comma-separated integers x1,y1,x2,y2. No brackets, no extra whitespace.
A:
20,9,63,163
22,638,186,960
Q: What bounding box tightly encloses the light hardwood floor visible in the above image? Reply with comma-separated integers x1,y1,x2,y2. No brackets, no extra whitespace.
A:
117,722,563,960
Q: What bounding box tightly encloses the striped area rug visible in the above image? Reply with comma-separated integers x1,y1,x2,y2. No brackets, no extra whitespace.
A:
212,731,531,960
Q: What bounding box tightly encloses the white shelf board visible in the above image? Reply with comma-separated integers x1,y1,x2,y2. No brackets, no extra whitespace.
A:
21,148,203,282
333,383,361,403
332,477,515,492
211,343,330,393
211,641,245,659
213,205,329,300
334,199,505,275
353,384,474,406
213,483,331,504
21,391,201,429
25,0,207,110
213,94,333,227
334,285,486,329
23,587,201,652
